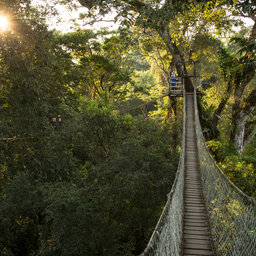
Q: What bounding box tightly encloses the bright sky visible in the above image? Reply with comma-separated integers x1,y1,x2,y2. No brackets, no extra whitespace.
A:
1,0,254,33
37,1,118,32
44,2,254,34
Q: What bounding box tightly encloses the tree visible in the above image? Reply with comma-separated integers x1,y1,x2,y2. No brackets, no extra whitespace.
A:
0,10,79,181
76,0,231,92
56,30,133,100
206,0,256,155
0,3,180,254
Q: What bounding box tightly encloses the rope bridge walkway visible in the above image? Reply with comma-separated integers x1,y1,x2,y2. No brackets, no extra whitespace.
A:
140,90,256,256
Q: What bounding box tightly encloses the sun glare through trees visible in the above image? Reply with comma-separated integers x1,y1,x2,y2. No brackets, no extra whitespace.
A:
0,15,9,31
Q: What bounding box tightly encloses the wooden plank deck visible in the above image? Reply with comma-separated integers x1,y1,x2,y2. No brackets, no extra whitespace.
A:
183,93,214,256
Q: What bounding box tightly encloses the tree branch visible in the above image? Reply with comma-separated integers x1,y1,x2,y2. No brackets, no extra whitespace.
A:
249,21,256,42
244,124,256,150
121,0,148,12
161,0,173,10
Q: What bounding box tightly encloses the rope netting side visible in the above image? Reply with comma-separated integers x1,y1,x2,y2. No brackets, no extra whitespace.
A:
193,90,256,256
140,92,186,256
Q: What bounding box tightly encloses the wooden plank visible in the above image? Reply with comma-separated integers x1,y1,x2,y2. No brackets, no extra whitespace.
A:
184,223,208,228
185,201,204,205
185,201,203,204
184,214,207,219
184,214,207,220
184,255,213,256
185,197,203,202
184,243,212,250
186,189,202,191
184,249,214,255
184,215,207,219
185,197,204,201
185,181,201,184
184,198,203,202
185,199,204,202
185,209,205,214
184,220,208,225
184,230,210,236
185,197,203,200
184,217,207,222
185,209,205,213
185,190,202,193
185,207,205,211
185,203,205,207
184,226,209,232
184,234,211,240
185,239,212,245
185,204,205,208
185,192,203,195
185,208,205,212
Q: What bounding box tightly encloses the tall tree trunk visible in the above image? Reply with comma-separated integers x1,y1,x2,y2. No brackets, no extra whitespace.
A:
231,21,256,154
232,86,256,155
157,27,194,92
233,111,248,155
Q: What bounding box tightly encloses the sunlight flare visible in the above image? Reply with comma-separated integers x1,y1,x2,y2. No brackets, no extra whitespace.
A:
0,15,10,31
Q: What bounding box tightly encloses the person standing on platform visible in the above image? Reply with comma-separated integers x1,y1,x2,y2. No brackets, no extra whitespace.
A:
171,71,177,88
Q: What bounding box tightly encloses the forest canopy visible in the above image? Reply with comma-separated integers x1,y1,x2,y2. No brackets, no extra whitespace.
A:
0,0,255,255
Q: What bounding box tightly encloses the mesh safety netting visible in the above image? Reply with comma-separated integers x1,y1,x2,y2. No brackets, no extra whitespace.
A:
140,91,186,256
194,89,256,256
140,90,256,256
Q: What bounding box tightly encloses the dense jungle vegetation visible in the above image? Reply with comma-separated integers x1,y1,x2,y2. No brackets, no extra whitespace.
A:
0,0,255,255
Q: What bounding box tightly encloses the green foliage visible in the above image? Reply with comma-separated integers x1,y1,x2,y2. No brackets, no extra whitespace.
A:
0,171,43,256
0,18,179,252
0,4,181,255
130,70,155,95
206,138,256,198
1,0,256,255
206,139,223,154
0,98,178,255
69,101,177,254
243,142,256,167
220,155,256,197
218,46,236,80
56,30,133,100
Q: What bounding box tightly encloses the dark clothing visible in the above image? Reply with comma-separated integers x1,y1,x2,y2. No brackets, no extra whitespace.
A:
170,72,177,87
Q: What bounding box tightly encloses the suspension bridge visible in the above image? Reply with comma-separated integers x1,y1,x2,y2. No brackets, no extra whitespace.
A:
140,88,256,256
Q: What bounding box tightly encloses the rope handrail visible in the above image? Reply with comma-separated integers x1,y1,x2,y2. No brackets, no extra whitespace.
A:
193,88,256,256
140,89,186,256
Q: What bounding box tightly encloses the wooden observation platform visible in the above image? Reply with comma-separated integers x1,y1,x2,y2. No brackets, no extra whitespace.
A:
168,75,203,97
169,76,184,97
